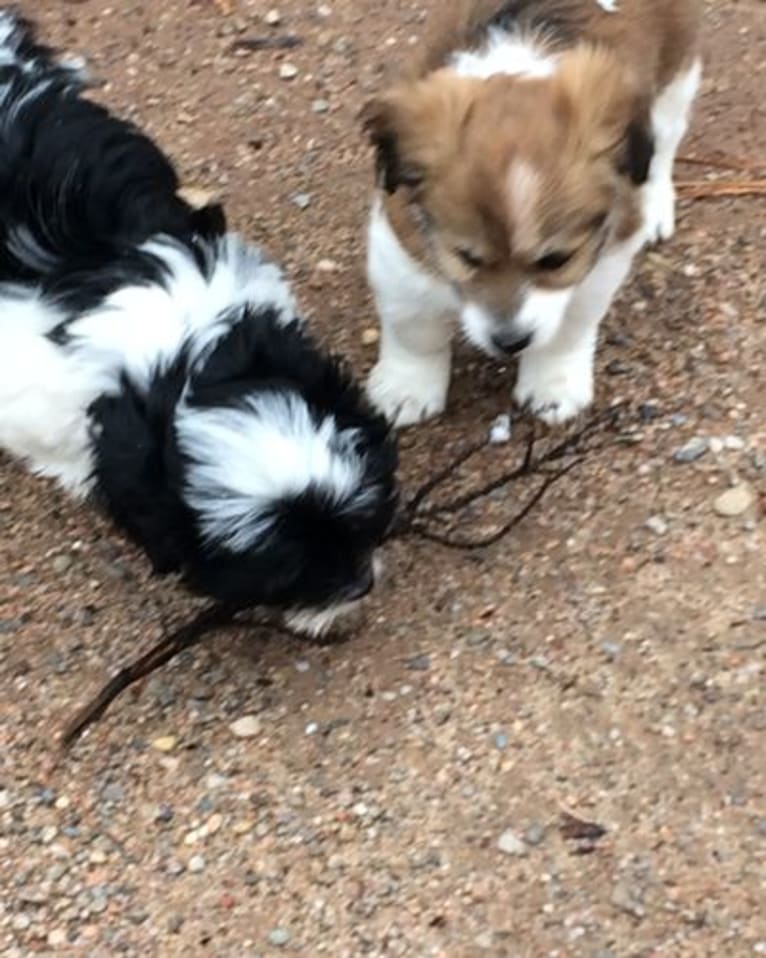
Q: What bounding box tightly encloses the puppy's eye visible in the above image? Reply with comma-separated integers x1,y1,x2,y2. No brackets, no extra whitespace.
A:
534,250,574,271
456,248,485,269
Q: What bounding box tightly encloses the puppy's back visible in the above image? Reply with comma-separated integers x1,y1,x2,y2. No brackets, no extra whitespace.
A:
414,0,700,90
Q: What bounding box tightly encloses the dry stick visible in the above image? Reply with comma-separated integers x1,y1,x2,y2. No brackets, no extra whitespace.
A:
677,180,766,200
677,154,766,175
409,459,584,550
60,602,243,748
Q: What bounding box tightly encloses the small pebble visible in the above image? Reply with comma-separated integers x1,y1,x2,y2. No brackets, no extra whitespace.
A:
493,732,508,751
405,654,430,671
673,436,708,463
724,435,745,451
708,437,724,454
264,9,282,26
714,484,754,517
601,640,622,660
497,829,528,857
291,192,312,210
279,62,298,80
524,823,546,846
268,928,290,947
155,804,174,824
102,783,125,803
489,413,512,445
638,402,660,422
47,929,67,948
188,855,206,874
305,721,319,736
645,515,668,536
51,554,73,573
152,735,178,753
361,327,379,346
311,98,330,114
229,716,261,738
316,258,339,272
611,881,645,918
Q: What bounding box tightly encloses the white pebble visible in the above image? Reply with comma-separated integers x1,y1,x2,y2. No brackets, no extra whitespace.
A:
489,413,512,445
714,484,754,517
188,855,206,873
279,63,298,80
265,9,281,26
645,515,668,536
229,715,261,739
497,829,528,857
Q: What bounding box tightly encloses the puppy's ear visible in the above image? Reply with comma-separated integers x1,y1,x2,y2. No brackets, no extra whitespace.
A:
554,48,654,184
361,74,481,194
361,94,424,194
618,117,654,185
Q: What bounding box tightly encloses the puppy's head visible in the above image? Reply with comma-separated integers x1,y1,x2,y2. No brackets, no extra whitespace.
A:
176,318,399,636
363,47,652,355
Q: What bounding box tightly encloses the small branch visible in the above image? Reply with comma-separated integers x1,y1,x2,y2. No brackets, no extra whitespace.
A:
392,404,627,550
677,154,766,175
677,179,766,200
60,602,244,748
409,459,583,550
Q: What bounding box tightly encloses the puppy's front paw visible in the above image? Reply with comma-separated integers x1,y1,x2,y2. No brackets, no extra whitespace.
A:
643,179,676,243
367,354,449,428
514,351,594,425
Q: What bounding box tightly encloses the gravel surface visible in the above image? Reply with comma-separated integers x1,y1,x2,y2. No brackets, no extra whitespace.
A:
1,1,764,955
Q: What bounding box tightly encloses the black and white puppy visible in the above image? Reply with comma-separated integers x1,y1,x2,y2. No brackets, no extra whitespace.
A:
0,9,398,635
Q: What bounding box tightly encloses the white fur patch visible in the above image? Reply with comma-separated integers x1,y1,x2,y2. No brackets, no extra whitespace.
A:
0,286,96,492
0,236,301,493
366,202,457,427
177,393,365,553
643,58,702,242
451,28,555,80
65,236,298,393
595,0,618,12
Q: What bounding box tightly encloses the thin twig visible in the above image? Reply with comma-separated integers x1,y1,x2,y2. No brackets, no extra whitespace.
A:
60,602,243,748
677,179,766,200
677,154,766,175
393,404,627,549
409,459,583,550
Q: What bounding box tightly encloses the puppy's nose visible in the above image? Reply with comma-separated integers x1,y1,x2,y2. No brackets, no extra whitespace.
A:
491,330,533,356
346,566,375,602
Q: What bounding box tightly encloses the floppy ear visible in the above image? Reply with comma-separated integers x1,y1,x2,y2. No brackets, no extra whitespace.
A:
554,48,654,185
361,74,481,194
361,95,424,194
619,117,654,185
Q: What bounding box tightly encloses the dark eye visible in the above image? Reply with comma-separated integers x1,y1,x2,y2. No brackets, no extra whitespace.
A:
534,250,574,271
456,248,485,269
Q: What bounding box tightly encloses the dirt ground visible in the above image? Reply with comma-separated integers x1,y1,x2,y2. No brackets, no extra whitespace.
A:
1,1,764,955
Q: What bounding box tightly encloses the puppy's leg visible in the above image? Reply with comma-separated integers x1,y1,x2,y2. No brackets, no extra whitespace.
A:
366,202,458,427
514,231,644,424
644,58,702,243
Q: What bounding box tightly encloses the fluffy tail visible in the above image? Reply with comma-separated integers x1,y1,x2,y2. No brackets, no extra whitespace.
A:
0,7,86,87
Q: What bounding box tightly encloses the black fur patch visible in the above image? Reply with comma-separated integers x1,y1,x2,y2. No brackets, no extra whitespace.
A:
621,120,655,186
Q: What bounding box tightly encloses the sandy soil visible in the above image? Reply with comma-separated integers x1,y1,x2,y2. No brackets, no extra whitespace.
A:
1,1,764,955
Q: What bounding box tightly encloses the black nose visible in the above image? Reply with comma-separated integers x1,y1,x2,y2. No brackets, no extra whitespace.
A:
491,330,533,356
346,566,375,602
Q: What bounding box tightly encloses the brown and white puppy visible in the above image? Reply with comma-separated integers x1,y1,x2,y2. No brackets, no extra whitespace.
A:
362,0,701,425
